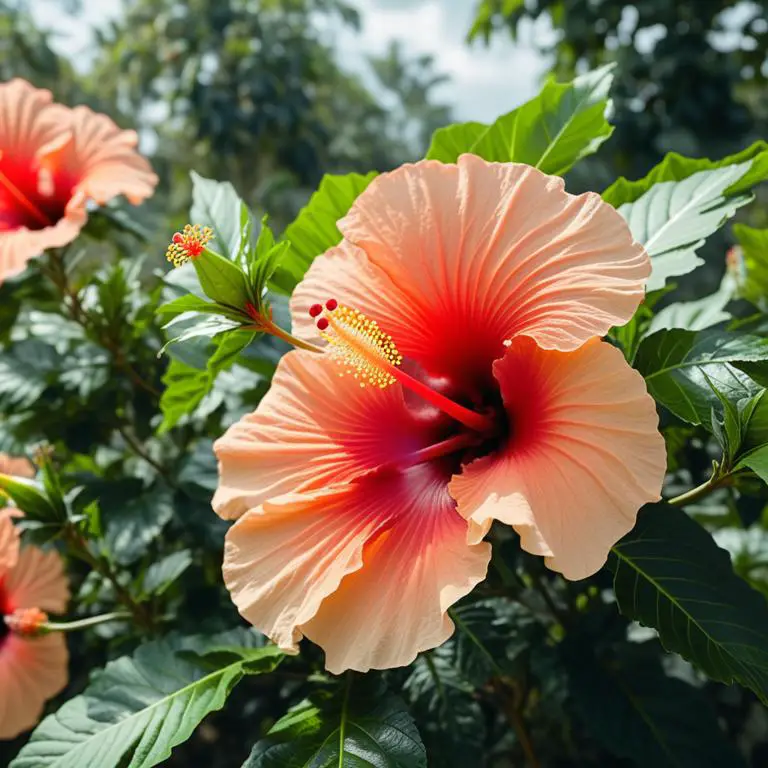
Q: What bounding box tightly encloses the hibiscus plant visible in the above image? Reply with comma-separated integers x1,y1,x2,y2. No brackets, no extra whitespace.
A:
2,65,768,767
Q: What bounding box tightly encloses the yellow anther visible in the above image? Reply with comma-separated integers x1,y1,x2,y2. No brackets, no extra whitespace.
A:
318,304,403,389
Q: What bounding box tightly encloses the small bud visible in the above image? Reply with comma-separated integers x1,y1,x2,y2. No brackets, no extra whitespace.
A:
5,608,49,637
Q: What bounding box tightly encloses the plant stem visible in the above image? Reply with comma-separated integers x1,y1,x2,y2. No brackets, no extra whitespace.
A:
492,679,541,768
45,611,131,633
667,475,729,507
530,572,569,628
45,249,160,397
64,529,153,633
116,423,173,483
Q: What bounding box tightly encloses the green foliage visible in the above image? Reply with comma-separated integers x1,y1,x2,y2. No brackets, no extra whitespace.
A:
634,329,768,425
617,162,756,291
279,171,377,291
246,677,426,767
610,504,768,704
732,223,768,309
11,635,283,768
427,65,615,176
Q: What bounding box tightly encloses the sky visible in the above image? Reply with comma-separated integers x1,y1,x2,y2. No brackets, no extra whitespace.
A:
28,0,550,124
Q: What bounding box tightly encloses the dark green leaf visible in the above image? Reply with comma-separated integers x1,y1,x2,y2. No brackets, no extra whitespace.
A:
635,329,768,425
0,474,62,523
192,248,251,307
732,223,768,308
564,641,745,768
278,171,377,292
140,550,193,598
618,163,754,291
609,503,768,704
11,634,283,768
427,65,615,176
101,482,174,565
246,677,426,768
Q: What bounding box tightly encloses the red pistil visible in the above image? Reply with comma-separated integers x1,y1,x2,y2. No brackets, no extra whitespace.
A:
166,224,214,267
309,299,497,435
0,166,53,228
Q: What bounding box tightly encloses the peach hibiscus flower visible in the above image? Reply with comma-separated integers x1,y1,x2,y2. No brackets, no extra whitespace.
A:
0,463,69,739
0,78,158,285
214,155,667,673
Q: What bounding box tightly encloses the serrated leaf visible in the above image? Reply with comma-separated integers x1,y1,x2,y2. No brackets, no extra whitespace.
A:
278,171,377,292
427,65,615,176
635,329,768,425
609,503,768,704
11,635,283,768
246,677,426,768
564,641,745,768
603,140,768,207
618,163,754,291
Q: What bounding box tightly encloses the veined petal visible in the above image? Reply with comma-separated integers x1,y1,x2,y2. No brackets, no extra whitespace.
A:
223,465,490,673
450,338,666,580
0,208,85,285
213,350,435,521
293,155,648,386
4,545,69,614
0,79,69,165
42,106,158,206
0,633,68,739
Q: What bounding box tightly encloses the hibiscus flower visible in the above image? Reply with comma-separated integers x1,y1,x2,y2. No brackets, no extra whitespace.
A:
0,78,158,285
214,155,667,673
0,461,69,739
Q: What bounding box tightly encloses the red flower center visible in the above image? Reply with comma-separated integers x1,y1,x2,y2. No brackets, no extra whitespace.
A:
0,156,76,232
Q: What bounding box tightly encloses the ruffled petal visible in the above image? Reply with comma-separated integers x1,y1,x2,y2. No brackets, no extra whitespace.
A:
223,465,489,672
214,350,436,520
4,545,69,614
42,106,158,206
0,453,34,478
0,209,85,285
0,79,69,164
293,155,648,386
0,633,68,739
450,338,666,580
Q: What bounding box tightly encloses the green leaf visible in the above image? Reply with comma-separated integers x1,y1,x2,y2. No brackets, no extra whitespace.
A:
140,550,193,598
609,503,768,704
100,481,174,565
0,474,62,523
647,277,734,334
603,140,768,207
425,121,487,163
278,171,378,292
246,677,426,767
618,163,754,291
11,635,283,768
635,329,768,425
732,223,768,307
160,315,244,356
190,172,243,261
426,65,615,176
158,331,255,432
736,444,768,483
192,248,251,308
564,641,745,768
0,340,58,409
155,294,227,320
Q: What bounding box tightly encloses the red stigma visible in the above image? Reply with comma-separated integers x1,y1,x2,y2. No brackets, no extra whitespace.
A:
309,303,323,318
317,317,329,331
325,298,338,311
172,232,184,244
